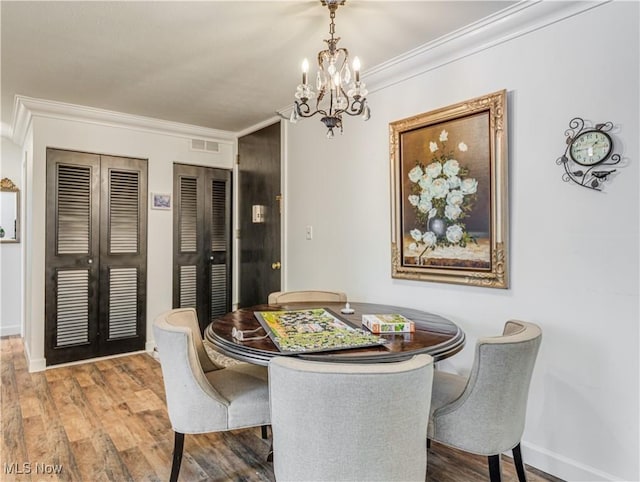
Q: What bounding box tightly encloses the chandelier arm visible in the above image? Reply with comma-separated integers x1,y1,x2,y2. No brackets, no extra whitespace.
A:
337,47,349,70
349,98,366,115
317,50,327,70
336,98,366,117
295,101,327,119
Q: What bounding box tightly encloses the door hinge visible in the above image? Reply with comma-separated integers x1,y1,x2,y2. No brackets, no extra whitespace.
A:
236,154,240,165
235,229,241,239
276,194,282,214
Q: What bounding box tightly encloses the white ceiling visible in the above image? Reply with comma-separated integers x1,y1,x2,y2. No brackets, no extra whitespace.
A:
1,1,515,134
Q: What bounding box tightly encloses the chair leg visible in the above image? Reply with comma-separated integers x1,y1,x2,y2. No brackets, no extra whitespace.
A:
170,432,185,482
267,439,273,462
512,443,528,482
261,425,269,439
488,454,502,482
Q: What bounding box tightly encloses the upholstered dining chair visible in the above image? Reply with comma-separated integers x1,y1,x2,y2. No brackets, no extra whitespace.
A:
428,320,542,482
153,308,271,482
269,354,434,482
267,290,347,304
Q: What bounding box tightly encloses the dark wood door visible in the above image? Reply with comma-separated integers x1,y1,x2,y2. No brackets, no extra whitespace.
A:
238,122,282,307
173,164,232,334
45,148,147,365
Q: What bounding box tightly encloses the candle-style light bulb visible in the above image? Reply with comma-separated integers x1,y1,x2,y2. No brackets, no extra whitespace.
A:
353,56,361,83
301,58,309,85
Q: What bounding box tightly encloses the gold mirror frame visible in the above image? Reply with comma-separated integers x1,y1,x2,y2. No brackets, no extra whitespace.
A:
0,177,20,243
389,90,508,288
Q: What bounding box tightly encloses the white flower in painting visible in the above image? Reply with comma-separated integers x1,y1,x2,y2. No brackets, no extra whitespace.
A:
417,197,433,213
446,224,464,243
428,208,437,219
443,159,460,177
408,165,423,183
458,142,468,152
408,195,420,207
446,190,464,207
425,162,442,179
422,231,437,247
461,178,478,195
439,130,449,142
429,141,438,153
418,176,432,191
447,175,461,189
430,178,450,199
445,204,462,221
409,242,418,251
410,229,423,242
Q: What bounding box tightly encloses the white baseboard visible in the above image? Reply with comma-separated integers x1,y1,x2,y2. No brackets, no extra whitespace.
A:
522,440,621,481
23,341,46,373
0,322,21,337
145,340,156,352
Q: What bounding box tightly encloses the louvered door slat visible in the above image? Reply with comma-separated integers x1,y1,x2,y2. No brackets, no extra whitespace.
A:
180,177,197,252
210,265,227,318
179,265,197,308
108,267,138,339
57,165,91,254
211,180,227,251
55,270,90,346
109,170,139,254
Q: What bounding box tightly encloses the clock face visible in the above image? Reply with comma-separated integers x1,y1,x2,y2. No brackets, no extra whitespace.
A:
569,130,612,166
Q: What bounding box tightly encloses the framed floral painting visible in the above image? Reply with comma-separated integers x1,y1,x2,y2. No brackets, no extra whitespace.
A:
389,90,508,288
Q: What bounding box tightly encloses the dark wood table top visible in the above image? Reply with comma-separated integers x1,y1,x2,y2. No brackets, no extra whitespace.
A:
204,301,465,366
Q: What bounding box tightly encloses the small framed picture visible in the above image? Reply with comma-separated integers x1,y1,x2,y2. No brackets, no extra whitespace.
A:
150,192,171,210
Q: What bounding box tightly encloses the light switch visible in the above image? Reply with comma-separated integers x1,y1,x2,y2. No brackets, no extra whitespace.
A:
252,205,266,223
306,225,313,240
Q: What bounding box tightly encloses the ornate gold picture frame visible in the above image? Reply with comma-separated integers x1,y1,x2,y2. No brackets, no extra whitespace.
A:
0,177,20,243
390,90,508,288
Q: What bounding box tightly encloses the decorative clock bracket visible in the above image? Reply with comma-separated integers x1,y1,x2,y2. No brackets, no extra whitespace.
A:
556,117,621,191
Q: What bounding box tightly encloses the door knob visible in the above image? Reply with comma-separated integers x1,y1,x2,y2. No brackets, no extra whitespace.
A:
271,261,281,270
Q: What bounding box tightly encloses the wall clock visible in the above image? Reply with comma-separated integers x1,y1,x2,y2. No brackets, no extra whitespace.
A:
556,117,620,191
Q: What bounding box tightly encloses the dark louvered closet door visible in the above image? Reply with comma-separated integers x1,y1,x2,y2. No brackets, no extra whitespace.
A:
99,155,147,356
45,148,147,365
173,164,231,334
45,150,101,364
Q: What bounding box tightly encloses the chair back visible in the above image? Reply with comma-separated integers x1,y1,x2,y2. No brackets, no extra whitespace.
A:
269,354,434,482
153,308,229,433
432,320,542,455
267,290,347,304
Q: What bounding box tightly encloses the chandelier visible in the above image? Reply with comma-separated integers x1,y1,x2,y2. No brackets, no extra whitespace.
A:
290,0,371,138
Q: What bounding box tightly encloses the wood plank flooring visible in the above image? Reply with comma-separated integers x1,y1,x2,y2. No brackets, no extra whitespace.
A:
0,336,563,482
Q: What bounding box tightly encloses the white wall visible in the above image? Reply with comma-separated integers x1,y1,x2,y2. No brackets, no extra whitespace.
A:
0,136,24,336
22,114,235,370
285,2,638,481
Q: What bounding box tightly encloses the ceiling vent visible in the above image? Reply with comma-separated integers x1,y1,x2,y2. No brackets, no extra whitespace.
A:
191,139,220,153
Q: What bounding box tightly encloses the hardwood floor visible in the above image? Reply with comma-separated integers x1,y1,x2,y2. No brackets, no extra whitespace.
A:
1,336,563,482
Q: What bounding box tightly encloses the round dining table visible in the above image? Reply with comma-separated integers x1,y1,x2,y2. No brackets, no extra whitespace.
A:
204,301,465,366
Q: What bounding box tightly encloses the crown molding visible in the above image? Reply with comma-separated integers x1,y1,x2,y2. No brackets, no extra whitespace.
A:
364,0,608,93
10,95,236,147
235,115,282,139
